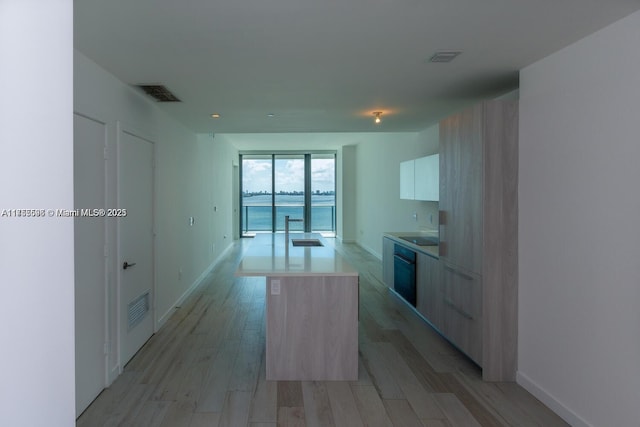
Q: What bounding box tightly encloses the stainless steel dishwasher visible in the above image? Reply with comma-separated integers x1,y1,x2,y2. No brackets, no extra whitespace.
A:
393,244,416,306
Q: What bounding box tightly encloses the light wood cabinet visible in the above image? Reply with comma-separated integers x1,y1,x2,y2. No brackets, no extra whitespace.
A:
440,262,482,364
416,252,442,330
382,237,395,288
439,99,518,381
266,275,358,381
439,106,483,272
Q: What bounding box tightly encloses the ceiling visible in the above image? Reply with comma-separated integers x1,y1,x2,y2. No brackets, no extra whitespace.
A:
74,0,640,135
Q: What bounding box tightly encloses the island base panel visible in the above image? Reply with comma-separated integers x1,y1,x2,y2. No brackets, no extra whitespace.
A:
266,275,359,381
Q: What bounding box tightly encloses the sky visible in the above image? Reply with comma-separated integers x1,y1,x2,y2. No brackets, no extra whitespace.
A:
242,158,335,193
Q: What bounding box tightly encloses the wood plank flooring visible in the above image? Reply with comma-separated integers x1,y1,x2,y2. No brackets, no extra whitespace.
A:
77,239,568,427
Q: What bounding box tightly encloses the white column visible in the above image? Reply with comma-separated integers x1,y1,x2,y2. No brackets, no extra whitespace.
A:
0,1,75,425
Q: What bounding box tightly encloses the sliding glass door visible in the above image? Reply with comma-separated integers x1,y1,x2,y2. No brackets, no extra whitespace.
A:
241,152,335,236
274,155,305,232
311,154,336,233
240,155,273,232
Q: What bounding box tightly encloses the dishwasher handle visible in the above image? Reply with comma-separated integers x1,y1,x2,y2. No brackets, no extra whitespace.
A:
394,253,415,265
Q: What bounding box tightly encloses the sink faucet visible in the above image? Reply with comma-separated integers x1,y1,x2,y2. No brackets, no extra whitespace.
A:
284,215,303,236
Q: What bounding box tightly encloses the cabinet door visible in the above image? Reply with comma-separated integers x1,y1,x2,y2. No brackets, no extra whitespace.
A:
416,253,442,330
439,105,483,273
440,262,482,364
382,237,395,288
400,160,415,199
414,154,439,201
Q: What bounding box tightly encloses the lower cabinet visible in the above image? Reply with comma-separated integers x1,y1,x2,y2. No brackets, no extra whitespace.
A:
416,252,442,330
384,237,493,377
382,237,395,288
440,262,482,365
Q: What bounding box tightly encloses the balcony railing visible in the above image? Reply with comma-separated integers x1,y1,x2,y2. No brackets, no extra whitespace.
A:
242,204,335,235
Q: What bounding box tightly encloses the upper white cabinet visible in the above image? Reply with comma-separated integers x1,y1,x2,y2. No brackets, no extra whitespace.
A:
415,154,439,201
400,154,439,201
400,160,415,199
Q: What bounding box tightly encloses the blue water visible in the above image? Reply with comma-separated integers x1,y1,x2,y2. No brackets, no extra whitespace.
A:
242,194,335,232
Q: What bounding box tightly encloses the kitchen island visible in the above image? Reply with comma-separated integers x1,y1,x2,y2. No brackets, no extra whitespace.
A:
236,233,359,381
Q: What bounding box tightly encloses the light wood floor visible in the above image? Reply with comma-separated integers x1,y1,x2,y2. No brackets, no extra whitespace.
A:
77,239,568,427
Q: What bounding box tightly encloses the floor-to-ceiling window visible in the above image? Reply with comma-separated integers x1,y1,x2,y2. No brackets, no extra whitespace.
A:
274,154,305,232
240,155,273,233
310,153,336,233
240,152,336,237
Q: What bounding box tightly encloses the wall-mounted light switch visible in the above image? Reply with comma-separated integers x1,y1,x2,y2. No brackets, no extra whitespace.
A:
189,216,195,226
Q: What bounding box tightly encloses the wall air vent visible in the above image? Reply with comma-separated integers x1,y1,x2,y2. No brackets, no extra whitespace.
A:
128,291,150,330
137,84,181,102
429,51,462,63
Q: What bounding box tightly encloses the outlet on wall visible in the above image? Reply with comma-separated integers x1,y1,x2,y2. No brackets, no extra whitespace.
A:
271,279,281,295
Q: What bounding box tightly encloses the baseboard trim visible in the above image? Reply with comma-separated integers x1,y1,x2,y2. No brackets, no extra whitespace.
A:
358,241,381,260
516,371,592,427
109,365,120,385
156,243,234,329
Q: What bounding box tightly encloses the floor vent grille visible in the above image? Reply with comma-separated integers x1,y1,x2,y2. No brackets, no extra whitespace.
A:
128,292,150,330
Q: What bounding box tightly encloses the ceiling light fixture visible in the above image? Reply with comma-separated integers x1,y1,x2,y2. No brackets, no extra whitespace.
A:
211,113,221,118
373,111,382,124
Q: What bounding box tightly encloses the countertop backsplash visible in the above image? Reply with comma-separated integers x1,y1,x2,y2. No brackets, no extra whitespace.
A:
412,200,439,233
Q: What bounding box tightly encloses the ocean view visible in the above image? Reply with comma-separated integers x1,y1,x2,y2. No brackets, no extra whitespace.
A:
242,194,335,233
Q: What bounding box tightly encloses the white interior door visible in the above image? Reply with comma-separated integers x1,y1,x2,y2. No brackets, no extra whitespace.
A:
118,129,154,367
74,114,107,416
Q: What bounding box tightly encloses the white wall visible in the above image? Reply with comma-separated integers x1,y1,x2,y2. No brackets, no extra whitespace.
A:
338,145,357,242
0,1,75,425
75,52,237,380
203,133,239,258
354,128,439,257
518,10,640,427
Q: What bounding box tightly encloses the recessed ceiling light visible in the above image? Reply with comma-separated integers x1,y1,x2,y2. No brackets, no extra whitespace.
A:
211,113,221,118
267,113,275,118
429,51,462,63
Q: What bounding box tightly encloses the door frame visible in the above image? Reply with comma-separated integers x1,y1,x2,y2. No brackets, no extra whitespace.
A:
73,111,109,416
115,121,157,372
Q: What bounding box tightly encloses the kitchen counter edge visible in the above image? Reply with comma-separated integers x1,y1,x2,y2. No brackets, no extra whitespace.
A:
236,233,359,277
383,232,439,259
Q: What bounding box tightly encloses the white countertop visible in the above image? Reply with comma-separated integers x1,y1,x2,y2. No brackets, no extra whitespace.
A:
236,233,358,277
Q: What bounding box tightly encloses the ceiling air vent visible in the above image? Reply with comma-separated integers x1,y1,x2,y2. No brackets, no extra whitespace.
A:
429,51,462,63
137,84,181,102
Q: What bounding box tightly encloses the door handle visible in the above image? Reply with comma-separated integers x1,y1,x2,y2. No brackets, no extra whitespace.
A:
123,261,137,270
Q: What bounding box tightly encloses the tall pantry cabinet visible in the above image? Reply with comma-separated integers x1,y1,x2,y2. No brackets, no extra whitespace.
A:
438,99,518,381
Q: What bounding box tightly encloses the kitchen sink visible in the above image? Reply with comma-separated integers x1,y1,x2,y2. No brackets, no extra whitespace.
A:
291,238,324,247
